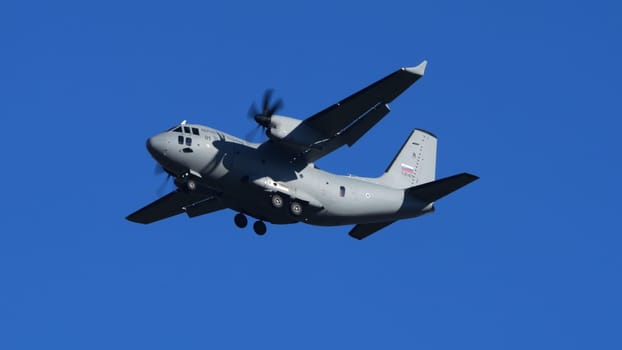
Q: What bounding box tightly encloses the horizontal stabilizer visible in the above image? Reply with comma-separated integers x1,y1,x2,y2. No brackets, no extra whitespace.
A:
126,190,206,224
406,173,479,203
349,221,396,240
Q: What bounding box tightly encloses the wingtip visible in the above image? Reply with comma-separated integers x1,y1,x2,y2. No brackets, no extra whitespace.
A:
404,60,428,76
463,173,480,183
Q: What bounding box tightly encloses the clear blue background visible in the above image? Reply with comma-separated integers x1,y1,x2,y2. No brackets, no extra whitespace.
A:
1,1,620,348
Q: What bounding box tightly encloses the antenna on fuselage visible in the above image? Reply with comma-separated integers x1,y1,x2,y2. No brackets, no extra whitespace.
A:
181,120,187,125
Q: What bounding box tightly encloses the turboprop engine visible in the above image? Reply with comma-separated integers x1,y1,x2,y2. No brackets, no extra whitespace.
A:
249,90,323,149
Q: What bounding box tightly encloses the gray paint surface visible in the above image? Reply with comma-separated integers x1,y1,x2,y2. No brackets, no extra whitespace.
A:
127,62,478,239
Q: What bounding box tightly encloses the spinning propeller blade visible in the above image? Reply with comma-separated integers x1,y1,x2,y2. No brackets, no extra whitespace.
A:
154,164,173,196
246,89,284,140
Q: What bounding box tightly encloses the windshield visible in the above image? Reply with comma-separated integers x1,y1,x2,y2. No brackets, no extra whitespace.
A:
166,125,200,135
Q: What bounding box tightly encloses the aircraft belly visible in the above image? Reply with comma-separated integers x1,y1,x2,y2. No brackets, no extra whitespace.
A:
293,173,407,226
202,148,302,224
221,190,299,225
307,200,405,226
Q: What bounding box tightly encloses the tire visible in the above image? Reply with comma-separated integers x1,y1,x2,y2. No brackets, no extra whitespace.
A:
234,213,247,228
253,221,267,235
290,202,303,216
271,194,284,208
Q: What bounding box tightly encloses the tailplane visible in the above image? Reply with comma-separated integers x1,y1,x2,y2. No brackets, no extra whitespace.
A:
405,173,479,203
378,129,437,189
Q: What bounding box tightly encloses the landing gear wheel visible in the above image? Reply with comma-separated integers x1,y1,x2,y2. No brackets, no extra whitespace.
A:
187,179,197,191
271,194,284,208
290,202,303,216
253,221,267,236
234,213,247,228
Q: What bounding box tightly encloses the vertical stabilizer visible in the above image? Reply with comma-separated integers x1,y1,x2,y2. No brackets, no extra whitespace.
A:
378,129,437,189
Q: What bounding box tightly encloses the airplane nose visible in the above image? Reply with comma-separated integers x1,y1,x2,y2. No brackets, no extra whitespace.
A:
146,135,167,160
146,137,157,156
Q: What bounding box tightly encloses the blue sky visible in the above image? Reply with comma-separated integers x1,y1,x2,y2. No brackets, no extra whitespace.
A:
1,0,620,348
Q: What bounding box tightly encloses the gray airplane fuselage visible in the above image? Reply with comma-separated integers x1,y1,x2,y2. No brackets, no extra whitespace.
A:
127,62,478,239
147,124,433,226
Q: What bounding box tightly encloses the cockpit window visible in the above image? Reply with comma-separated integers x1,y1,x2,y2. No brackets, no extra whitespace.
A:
184,126,191,134
192,127,200,135
185,137,192,146
173,126,182,132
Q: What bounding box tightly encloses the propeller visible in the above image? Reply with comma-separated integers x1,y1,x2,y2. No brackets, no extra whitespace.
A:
154,164,173,196
246,89,283,140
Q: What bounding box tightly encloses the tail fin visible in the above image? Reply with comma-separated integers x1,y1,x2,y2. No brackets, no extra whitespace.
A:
378,129,437,189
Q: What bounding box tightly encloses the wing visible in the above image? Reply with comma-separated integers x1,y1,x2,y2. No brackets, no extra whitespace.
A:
126,191,225,224
287,61,427,162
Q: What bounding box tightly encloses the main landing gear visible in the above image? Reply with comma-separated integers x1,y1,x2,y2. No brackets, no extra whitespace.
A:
271,193,303,216
253,221,267,235
234,194,304,236
234,213,247,228
234,213,266,236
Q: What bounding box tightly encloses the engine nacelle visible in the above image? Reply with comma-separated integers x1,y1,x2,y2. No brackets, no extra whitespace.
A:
266,115,302,140
265,115,323,148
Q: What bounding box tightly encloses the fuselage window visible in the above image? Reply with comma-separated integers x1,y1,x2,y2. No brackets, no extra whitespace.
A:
178,135,184,144
340,186,346,197
192,127,200,135
185,137,192,146
184,126,191,134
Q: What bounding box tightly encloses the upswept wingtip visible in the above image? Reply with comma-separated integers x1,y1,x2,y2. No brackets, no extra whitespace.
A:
404,60,428,76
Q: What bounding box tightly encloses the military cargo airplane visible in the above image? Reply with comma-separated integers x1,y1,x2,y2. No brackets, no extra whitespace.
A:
126,61,478,239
